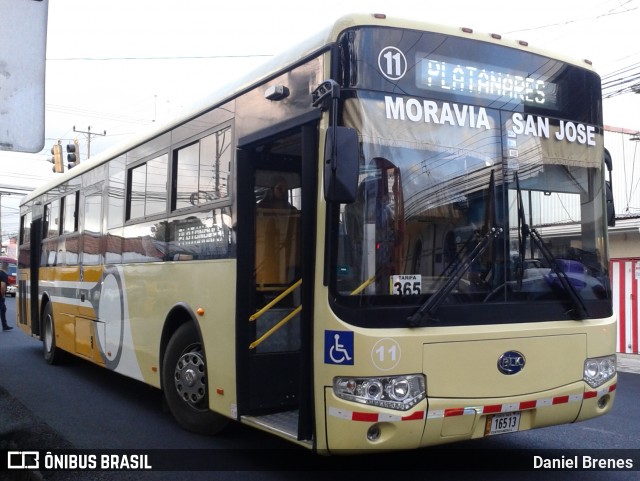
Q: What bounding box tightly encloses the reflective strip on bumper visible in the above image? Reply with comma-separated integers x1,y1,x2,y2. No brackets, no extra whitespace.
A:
329,384,616,422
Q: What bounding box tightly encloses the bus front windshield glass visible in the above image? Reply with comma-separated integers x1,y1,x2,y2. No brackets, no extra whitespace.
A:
334,88,610,327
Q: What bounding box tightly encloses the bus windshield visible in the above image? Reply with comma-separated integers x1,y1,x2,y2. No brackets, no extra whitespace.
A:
332,28,610,327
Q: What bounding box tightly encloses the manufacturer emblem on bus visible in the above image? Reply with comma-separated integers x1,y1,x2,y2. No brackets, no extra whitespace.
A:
497,351,525,375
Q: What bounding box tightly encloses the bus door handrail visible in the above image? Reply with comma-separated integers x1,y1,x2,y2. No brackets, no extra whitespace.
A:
249,306,301,350
249,278,301,321
349,275,376,295
249,278,301,350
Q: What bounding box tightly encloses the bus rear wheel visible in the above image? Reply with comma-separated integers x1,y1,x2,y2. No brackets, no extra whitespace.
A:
162,323,229,435
42,302,65,365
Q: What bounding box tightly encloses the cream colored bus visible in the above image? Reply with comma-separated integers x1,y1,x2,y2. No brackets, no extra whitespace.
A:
17,13,617,453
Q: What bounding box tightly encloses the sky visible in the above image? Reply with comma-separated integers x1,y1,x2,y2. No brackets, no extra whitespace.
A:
1,0,639,242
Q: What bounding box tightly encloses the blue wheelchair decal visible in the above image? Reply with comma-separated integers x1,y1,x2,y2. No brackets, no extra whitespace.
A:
324,330,354,365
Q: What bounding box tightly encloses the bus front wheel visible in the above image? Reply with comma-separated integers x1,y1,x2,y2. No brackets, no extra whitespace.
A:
162,323,229,435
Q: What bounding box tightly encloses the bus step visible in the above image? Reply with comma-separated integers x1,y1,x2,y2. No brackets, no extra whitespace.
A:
242,410,307,443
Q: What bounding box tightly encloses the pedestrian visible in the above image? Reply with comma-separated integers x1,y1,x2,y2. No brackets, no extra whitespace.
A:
1,262,13,331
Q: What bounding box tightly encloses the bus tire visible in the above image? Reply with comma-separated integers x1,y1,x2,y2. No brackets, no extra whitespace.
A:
162,323,229,435
42,302,65,365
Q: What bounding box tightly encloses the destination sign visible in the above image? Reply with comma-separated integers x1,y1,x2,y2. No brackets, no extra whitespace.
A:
415,54,558,108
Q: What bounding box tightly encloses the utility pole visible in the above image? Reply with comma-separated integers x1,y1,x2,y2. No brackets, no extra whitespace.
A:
73,125,106,159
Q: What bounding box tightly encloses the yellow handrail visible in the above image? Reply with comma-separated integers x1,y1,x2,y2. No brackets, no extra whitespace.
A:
249,305,302,350
350,275,376,295
249,278,301,322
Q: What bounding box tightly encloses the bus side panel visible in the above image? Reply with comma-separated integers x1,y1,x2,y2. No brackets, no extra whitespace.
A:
115,261,239,418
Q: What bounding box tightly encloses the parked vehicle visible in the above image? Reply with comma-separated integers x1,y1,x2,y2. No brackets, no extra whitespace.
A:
0,256,17,297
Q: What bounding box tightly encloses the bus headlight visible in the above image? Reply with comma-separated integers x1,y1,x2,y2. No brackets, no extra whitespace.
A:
583,355,616,388
333,374,425,411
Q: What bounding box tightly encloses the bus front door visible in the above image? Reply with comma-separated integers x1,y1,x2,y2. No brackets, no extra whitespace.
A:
236,126,316,442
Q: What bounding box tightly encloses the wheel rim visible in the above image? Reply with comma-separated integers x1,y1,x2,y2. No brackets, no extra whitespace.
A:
173,347,206,407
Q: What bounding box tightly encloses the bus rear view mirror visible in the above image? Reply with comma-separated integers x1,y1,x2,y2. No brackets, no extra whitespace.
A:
604,148,615,227
606,180,615,227
324,126,359,204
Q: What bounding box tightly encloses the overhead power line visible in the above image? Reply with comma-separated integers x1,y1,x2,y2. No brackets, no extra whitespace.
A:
47,54,273,61
504,0,638,35
602,64,640,98
46,104,153,126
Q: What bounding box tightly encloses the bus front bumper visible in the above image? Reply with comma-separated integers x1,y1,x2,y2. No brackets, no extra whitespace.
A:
324,377,616,452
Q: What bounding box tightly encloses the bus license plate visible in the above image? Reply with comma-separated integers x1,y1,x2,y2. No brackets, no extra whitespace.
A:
485,412,521,436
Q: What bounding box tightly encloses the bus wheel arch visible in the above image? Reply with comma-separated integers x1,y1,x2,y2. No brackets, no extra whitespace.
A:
160,309,229,435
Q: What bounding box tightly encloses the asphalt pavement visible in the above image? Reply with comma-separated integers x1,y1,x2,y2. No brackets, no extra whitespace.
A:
1,295,639,480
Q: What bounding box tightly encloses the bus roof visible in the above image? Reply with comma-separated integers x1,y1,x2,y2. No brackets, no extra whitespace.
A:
20,13,598,207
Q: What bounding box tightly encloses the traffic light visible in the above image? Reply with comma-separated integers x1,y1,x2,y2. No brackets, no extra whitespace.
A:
66,140,80,169
49,143,63,173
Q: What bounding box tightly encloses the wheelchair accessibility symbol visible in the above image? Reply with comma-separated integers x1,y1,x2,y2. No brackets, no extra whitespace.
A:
324,330,354,365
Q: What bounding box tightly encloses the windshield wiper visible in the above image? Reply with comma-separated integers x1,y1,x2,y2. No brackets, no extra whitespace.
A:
407,170,500,327
407,226,503,327
514,173,589,320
